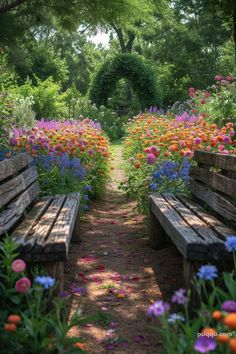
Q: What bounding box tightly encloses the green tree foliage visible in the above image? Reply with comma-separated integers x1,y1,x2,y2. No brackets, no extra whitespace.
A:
89,53,162,110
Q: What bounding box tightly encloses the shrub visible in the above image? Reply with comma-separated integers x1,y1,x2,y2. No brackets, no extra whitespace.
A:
89,53,162,110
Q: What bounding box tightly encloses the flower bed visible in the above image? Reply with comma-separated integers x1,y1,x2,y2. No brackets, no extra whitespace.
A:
0,236,86,354
5,118,110,211
147,235,236,354
123,113,235,212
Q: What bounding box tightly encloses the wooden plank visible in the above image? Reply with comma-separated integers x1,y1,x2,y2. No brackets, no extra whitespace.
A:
190,166,236,198
44,193,80,255
177,195,234,240
0,181,40,236
22,252,66,262
12,197,52,252
0,166,38,209
163,193,228,260
149,193,207,260
30,196,66,254
189,179,236,222
0,153,32,182
194,150,236,172
149,207,167,249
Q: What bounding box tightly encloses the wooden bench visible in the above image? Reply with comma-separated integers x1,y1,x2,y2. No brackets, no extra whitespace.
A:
0,152,81,291
149,150,236,289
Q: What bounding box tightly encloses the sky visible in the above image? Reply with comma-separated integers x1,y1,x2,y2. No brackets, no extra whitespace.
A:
89,31,110,47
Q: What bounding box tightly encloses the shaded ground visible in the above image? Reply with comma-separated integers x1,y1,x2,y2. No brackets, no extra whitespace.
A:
66,143,182,353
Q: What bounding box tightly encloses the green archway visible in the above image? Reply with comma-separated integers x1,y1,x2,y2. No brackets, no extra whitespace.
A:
89,53,162,110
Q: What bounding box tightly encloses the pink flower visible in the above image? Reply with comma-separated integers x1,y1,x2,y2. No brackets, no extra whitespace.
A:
218,144,224,151
9,137,17,146
12,259,26,273
223,135,232,144
222,149,230,155
15,277,31,293
150,145,159,156
229,131,235,137
214,75,223,81
146,153,156,164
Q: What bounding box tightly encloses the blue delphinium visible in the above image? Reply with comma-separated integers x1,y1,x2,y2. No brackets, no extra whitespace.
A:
197,265,218,281
150,158,191,193
35,275,56,289
225,236,236,252
84,185,92,192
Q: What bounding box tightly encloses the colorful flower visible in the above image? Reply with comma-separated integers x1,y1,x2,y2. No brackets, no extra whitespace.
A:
15,277,31,293
11,259,26,273
197,265,218,281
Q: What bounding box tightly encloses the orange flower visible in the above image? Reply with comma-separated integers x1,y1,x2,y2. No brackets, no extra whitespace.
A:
201,328,217,336
7,314,21,325
135,162,141,168
224,314,236,329
74,342,86,350
229,338,236,352
212,311,222,321
217,334,230,343
4,323,17,332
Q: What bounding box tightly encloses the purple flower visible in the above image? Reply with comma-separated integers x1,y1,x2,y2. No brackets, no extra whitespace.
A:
147,300,170,317
9,137,17,146
225,236,236,252
171,288,187,305
197,265,218,281
194,337,217,353
222,300,236,313
146,153,156,164
70,285,87,296
194,137,202,145
168,313,185,323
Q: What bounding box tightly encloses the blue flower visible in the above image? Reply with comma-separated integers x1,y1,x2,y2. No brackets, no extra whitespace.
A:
168,313,185,323
35,275,56,289
150,183,158,191
197,265,218,281
225,236,236,252
83,195,89,201
84,185,92,192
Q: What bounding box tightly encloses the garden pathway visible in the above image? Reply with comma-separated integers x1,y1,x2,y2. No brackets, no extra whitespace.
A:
66,143,182,353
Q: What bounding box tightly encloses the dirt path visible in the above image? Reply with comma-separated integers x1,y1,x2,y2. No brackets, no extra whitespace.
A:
66,144,182,353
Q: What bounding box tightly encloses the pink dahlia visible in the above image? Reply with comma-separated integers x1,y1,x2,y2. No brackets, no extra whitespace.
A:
147,153,156,164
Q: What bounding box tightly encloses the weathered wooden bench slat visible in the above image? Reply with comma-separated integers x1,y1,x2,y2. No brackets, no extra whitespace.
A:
150,194,207,260
194,150,236,172
177,195,234,239
12,197,53,252
30,196,66,254
0,153,33,182
0,181,40,235
190,166,236,198
163,193,229,260
44,192,80,255
189,179,236,222
0,166,38,209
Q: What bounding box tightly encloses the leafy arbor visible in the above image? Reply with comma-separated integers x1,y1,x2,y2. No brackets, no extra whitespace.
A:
89,53,161,110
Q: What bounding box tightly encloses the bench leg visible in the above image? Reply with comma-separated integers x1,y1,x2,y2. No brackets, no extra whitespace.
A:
183,259,200,311
45,261,64,293
149,211,167,249
71,212,81,243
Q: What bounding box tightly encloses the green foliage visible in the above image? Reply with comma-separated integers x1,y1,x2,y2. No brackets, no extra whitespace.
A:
66,95,127,140
89,53,162,110
11,96,36,129
10,77,66,119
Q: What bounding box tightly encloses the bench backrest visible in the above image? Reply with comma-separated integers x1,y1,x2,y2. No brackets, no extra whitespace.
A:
189,150,236,224
0,153,40,236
